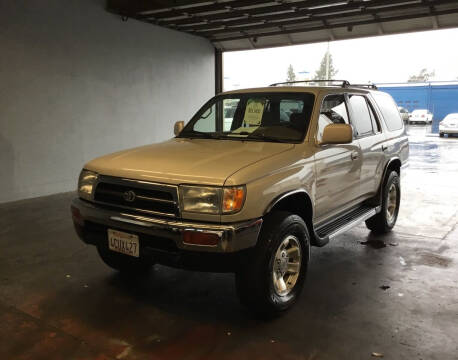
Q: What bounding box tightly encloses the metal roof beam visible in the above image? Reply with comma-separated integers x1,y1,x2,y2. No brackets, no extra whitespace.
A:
170,0,427,31
212,7,458,42
198,2,452,37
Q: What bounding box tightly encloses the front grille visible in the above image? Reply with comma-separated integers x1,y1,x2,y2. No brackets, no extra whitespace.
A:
93,176,179,218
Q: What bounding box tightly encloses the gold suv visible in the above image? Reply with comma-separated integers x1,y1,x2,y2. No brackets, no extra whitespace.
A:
71,80,409,315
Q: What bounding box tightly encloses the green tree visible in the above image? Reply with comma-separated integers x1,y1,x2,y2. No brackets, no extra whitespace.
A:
408,68,435,82
314,51,338,80
286,64,296,83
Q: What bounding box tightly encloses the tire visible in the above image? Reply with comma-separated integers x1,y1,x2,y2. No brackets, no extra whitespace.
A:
439,132,444,137
97,245,153,274
366,171,401,234
235,211,310,316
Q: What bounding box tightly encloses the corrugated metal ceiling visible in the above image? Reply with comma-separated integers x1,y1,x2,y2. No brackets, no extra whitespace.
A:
107,0,458,51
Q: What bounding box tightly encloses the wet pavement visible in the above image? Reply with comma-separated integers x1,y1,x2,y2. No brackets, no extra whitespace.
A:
1,125,457,360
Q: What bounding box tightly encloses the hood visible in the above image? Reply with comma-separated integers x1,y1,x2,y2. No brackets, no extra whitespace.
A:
85,138,294,186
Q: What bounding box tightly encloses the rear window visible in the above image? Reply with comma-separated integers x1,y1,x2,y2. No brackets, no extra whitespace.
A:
372,92,403,131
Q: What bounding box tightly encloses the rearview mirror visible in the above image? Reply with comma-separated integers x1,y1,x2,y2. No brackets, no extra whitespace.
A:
320,124,353,145
174,121,185,136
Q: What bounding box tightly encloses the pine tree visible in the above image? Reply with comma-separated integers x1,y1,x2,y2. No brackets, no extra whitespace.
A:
286,64,296,83
408,68,435,82
313,51,338,80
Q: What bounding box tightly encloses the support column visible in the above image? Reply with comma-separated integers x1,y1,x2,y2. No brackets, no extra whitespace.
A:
215,48,223,94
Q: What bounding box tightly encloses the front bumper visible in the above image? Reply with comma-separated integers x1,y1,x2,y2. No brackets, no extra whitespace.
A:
71,198,262,254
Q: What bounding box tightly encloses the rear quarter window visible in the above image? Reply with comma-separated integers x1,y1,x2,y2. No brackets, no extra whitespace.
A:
371,92,403,131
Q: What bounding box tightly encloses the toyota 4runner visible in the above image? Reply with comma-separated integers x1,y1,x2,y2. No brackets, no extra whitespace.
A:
71,80,409,315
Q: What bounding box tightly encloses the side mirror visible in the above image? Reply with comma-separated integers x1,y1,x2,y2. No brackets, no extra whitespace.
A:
174,121,185,136
320,123,353,145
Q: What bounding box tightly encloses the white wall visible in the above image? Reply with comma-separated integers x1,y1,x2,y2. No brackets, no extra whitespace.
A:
0,0,215,203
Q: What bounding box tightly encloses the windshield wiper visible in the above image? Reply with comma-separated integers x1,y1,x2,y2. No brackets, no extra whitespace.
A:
247,134,292,143
179,130,220,139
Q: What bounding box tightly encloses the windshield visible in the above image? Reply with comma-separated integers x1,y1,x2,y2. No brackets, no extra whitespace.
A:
178,92,315,143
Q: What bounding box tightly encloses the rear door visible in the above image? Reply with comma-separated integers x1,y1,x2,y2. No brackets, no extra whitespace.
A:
347,94,386,198
314,93,362,222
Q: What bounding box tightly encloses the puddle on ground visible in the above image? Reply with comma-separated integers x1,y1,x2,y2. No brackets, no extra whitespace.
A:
359,239,387,249
416,252,452,268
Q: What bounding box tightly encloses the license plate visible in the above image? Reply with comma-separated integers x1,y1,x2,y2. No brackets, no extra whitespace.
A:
107,229,139,257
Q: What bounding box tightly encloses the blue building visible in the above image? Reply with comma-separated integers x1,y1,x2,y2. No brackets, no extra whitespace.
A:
377,82,458,133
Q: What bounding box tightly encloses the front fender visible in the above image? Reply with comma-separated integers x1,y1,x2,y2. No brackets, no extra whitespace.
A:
221,145,316,223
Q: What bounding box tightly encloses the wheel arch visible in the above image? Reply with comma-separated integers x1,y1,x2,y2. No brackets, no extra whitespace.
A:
263,189,316,245
370,157,401,206
382,157,401,182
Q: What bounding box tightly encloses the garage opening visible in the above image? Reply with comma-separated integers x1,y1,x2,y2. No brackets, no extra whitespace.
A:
2,1,458,359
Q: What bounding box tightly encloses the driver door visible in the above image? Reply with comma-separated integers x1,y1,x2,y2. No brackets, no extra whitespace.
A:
314,94,362,223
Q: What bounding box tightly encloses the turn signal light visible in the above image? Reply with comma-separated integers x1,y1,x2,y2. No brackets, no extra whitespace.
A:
183,231,219,246
222,186,246,214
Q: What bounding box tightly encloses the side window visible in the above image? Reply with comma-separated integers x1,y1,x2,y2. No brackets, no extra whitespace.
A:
371,92,403,131
367,100,381,133
348,95,373,137
317,94,349,141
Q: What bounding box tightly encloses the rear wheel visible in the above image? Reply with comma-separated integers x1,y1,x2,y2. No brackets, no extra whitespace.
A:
97,245,153,274
235,211,310,316
440,132,444,137
366,171,400,234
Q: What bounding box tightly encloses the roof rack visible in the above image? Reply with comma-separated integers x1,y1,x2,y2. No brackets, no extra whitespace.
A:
270,80,350,87
269,80,378,90
349,84,378,90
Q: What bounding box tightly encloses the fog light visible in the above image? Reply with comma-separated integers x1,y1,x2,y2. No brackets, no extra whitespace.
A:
182,231,220,246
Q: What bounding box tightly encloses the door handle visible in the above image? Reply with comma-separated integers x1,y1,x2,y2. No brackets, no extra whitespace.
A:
351,151,359,160
382,144,388,152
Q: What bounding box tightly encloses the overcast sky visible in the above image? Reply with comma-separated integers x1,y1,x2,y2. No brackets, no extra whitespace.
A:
223,28,458,90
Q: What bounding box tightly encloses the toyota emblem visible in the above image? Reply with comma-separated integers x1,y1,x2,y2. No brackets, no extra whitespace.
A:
123,190,136,202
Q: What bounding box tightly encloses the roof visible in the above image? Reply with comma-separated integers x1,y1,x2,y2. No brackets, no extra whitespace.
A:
220,85,375,96
107,0,458,51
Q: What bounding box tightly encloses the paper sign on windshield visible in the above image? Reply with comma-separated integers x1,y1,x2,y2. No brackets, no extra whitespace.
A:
243,99,265,126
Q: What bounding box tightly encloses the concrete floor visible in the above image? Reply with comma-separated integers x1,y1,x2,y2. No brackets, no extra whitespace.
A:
1,125,457,360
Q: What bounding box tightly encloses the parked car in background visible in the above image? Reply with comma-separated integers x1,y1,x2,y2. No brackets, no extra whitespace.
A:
439,113,458,137
409,109,433,124
398,106,409,123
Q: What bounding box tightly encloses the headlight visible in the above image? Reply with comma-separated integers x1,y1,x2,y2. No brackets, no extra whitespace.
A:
78,169,98,201
179,185,246,214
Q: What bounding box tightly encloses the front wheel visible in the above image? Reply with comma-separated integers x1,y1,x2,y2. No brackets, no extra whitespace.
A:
439,132,444,137
366,171,401,234
235,211,310,316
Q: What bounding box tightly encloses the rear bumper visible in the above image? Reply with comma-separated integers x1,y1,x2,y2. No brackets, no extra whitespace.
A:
71,198,262,255
439,126,458,134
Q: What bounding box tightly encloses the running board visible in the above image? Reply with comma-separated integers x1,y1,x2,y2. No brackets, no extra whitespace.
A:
312,205,381,247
